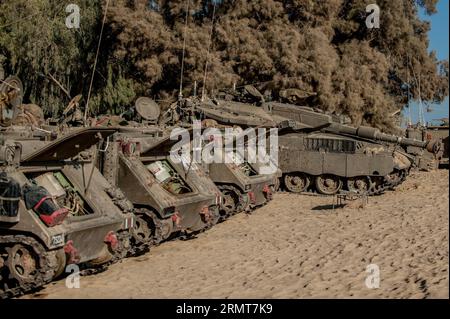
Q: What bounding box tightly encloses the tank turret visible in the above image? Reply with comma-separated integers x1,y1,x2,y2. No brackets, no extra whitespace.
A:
172,97,440,195
264,101,442,155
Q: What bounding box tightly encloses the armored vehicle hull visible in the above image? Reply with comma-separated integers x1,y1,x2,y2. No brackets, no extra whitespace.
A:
277,131,412,195
162,110,281,217
170,97,439,196
264,102,441,195
1,128,135,298
206,161,279,218
197,125,281,218
100,128,221,244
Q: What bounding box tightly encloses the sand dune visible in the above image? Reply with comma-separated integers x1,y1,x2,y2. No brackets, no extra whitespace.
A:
25,170,449,299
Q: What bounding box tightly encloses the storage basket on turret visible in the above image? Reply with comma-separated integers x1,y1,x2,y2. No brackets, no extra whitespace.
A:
0,172,21,218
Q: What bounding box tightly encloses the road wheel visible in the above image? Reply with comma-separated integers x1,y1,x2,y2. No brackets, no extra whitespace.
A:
347,176,370,193
284,173,311,193
315,174,343,195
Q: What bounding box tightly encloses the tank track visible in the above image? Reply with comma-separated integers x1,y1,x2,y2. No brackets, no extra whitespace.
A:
125,208,182,247
3,170,407,298
375,169,408,194
363,169,409,196
177,206,221,241
0,235,55,299
136,208,166,246
78,228,149,277
217,184,248,221
281,169,409,197
132,207,218,245
0,230,155,296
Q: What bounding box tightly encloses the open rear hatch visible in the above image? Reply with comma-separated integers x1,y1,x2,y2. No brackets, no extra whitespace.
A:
21,127,118,163
138,129,192,157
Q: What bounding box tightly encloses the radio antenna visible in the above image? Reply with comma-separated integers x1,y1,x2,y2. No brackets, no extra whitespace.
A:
406,54,412,127
179,0,191,100
84,0,110,125
201,2,217,101
417,70,425,126
410,58,425,127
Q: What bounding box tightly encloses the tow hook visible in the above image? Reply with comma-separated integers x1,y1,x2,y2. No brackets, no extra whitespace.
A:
171,211,182,229
263,185,272,200
120,140,140,157
64,240,81,264
104,231,119,250
248,191,256,205
199,206,211,223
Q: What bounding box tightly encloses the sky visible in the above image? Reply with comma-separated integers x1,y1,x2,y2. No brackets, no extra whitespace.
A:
404,0,449,126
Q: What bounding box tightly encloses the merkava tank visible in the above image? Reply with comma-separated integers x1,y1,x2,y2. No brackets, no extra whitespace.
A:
264,102,444,195
97,124,222,244
405,119,448,169
160,97,281,218
172,95,441,196
0,126,136,298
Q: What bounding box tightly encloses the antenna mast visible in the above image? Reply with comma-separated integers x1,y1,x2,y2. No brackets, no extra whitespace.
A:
84,0,111,125
406,54,412,127
201,1,217,101
417,70,425,126
179,0,191,100
410,58,426,127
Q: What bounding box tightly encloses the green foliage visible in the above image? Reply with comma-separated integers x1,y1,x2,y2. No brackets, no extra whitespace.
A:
0,0,102,116
90,66,136,115
104,0,448,130
0,0,448,130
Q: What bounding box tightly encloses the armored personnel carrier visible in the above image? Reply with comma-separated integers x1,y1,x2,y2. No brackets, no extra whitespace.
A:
0,127,136,298
159,97,281,216
171,97,440,195
204,151,279,218
99,126,222,244
195,124,281,219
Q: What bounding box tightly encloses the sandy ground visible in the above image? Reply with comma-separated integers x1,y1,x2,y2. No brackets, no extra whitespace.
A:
25,170,448,299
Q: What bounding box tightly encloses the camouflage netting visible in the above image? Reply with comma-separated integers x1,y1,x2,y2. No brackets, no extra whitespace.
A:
0,0,448,131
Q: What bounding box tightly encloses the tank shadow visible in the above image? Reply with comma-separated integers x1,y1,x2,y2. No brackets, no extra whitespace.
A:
311,204,346,210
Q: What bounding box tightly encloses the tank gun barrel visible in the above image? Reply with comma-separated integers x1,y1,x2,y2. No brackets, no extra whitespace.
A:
265,102,436,150
327,124,429,148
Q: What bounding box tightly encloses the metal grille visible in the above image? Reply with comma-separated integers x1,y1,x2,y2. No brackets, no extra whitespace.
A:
305,138,356,153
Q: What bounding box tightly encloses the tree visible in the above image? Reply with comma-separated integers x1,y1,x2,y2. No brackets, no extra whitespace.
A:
0,0,104,116
104,0,448,130
0,0,448,130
